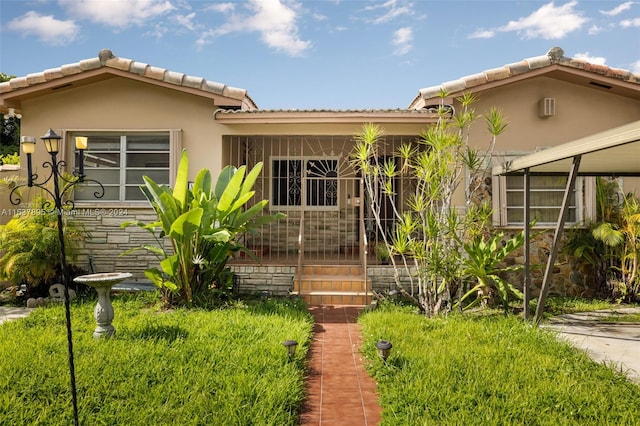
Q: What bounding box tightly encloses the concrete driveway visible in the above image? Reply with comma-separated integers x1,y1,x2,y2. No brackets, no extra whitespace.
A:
543,307,640,384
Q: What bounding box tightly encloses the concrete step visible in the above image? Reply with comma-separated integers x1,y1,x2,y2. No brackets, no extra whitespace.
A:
294,264,371,305
301,265,363,276
292,291,373,306
296,277,369,292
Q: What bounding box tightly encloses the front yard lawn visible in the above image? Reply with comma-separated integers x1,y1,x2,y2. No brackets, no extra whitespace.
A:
0,293,313,425
360,303,640,425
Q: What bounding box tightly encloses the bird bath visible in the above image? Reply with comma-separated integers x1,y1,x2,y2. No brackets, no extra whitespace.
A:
73,272,132,339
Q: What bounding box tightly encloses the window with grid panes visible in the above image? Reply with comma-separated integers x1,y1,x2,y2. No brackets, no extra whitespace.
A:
501,174,584,226
73,133,170,202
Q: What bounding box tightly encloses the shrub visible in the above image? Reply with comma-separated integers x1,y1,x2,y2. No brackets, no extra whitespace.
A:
0,196,88,297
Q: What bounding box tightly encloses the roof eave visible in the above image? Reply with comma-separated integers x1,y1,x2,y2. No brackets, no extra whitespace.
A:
412,60,640,108
0,68,249,111
213,110,440,124
493,120,640,176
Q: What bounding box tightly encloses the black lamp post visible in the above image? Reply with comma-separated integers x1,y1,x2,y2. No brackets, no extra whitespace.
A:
10,129,103,426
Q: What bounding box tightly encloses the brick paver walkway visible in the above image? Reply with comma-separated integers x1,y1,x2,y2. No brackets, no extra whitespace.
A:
301,305,381,425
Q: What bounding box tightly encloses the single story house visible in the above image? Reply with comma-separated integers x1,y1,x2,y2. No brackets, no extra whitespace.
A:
1,47,639,304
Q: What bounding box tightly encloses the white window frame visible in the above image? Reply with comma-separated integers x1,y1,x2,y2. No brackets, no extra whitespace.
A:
66,129,182,205
492,174,595,227
269,156,340,211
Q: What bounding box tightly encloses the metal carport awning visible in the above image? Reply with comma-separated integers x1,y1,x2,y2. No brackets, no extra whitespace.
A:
492,120,640,323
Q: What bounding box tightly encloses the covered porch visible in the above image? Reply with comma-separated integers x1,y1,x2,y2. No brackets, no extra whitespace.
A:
216,109,437,304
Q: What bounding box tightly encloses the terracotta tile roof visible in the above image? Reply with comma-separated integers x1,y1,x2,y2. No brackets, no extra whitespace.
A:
0,49,256,108
410,47,640,108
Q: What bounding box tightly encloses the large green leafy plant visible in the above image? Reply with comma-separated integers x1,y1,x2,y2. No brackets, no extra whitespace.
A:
123,150,283,306
456,231,525,314
564,178,640,302
0,196,87,296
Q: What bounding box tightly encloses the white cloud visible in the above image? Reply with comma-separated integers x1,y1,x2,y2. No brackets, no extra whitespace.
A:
587,24,602,35
620,17,640,27
574,52,607,64
392,26,413,55
7,11,79,45
199,0,311,57
59,0,175,28
174,12,198,31
498,1,588,40
364,0,415,25
205,2,235,13
600,1,634,16
468,29,495,39
631,59,640,73
146,22,170,39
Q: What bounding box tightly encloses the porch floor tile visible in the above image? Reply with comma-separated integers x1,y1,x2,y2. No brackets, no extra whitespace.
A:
301,305,382,426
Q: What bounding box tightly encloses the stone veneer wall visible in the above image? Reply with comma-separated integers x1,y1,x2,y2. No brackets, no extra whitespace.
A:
230,265,296,296
501,229,598,298
70,207,170,280
367,231,598,300
69,207,598,298
368,266,417,295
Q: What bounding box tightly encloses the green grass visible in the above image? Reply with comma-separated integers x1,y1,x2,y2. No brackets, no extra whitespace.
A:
0,293,313,425
538,296,624,317
359,304,640,426
599,312,640,323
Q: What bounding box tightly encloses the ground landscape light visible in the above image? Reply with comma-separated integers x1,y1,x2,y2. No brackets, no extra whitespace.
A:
283,340,298,359
376,340,393,362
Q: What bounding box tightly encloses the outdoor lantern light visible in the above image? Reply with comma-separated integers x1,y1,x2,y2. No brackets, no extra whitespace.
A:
9,129,105,426
376,340,393,362
75,136,87,182
283,340,298,360
21,136,36,186
41,128,62,154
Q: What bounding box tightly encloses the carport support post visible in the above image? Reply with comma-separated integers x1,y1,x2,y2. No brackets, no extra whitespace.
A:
523,169,531,320
534,155,582,324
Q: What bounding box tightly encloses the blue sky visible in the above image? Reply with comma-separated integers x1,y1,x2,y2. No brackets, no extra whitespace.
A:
1,0,639,109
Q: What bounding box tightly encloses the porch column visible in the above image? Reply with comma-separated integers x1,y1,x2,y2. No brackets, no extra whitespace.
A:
523,168,531,320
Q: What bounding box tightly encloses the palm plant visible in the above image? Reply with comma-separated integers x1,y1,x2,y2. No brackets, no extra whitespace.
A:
0,196,87,295
592,193,640,302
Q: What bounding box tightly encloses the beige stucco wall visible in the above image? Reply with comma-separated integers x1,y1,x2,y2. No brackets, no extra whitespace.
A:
450,76,640,205
17,78,226,185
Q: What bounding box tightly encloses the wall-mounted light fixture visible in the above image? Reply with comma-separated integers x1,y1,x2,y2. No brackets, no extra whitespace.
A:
3,107,22,120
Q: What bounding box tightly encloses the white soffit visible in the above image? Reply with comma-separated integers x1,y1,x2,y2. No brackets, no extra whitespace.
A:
493,120,640,176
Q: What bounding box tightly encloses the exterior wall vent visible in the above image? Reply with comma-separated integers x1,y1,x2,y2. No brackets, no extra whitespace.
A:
538,97,556,118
